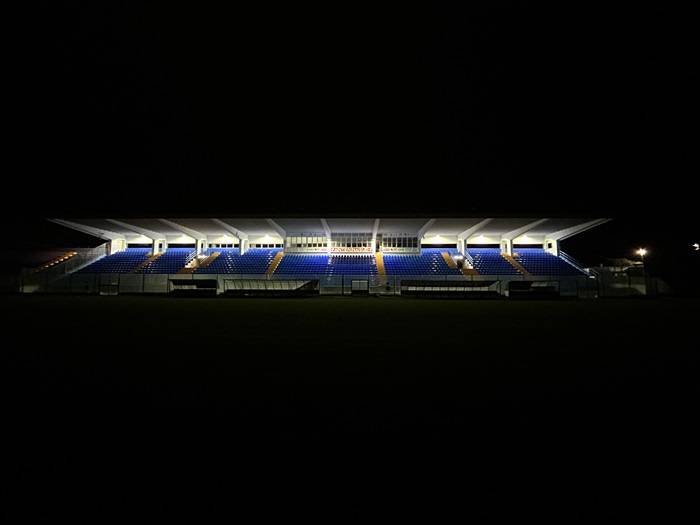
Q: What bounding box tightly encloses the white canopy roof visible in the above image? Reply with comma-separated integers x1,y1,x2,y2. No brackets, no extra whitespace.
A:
51,217,609,244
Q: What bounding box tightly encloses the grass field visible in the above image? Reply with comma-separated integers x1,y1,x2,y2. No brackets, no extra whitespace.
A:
3,295,698,518
3,295,698,434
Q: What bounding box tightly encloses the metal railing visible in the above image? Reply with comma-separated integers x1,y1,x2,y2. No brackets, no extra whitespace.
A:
18,268,599,298
19,244,109,292
559,250,590,276
463,250,475,268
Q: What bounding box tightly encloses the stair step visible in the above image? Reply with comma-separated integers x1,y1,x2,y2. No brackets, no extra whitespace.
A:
197,251,221,269
266,251,285,275
501,253,531,276
178,251,221,274
133,252,162,273
375,252,386,276
441,252,457,269
30,251,79,274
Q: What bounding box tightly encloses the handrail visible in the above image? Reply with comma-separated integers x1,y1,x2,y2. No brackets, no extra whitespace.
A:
559,250,590,276
463,250,475,267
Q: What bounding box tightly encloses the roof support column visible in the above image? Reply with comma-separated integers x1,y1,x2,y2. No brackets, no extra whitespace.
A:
158,219,207,255
109,239,127,254
106,219,167,255
543,239,559,256
457,238,466,256
541,218,611,257
417,219,436,248
210,219,248,255
154,239,166,254
320,219,332,254
457,218,494,254
49,219,126,254
500,238,512,256
371,219,380,254
500,218,549,255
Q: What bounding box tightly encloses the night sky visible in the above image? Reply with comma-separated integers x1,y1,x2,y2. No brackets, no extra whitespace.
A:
7,4,698,278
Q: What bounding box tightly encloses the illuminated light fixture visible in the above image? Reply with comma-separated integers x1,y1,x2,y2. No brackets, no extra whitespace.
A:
693,243,699,251
636,248,648,258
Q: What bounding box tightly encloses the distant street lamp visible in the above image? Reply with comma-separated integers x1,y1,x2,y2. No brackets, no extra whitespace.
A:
693,243,699,252
635,248,649,296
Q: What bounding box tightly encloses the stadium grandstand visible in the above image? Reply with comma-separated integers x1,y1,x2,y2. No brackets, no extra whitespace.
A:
19,217,609,297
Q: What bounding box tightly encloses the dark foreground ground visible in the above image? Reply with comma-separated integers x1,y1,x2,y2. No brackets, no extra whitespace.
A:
3,295,699,518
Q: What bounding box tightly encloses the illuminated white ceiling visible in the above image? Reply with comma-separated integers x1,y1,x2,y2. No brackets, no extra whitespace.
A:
52,217,609,243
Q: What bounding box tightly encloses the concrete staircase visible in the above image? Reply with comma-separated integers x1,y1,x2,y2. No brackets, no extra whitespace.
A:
29,251,78,274
502,253,531,276
442,251,480,275
266,251,285,276
375,252,386,276
441,252,457,269
133,252,162,273
178,251,221,274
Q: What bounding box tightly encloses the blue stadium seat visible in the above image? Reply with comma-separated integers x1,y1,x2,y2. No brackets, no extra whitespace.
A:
383,250,461,276
275,254,377,275
421,247,459,255
274,254,330,275
195,248,281,274
467,248,521,275
137,247,196,274
513,248,584,276
76,248,151,273
75,246,581,277
327,255,377,275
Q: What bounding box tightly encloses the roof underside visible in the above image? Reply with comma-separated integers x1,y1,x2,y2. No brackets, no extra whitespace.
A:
51,217,609,244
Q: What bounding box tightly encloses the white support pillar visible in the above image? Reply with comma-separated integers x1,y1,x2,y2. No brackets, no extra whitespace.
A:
153,239,167,255
457,218,493,255
416,218,436,251
457,238,466,256
109,239,127,254
543,239,559,256
500,238,512,256
211,219,244,251
417,218,436,243
371,218,380,253
320,218,332,254
240,239,248,255
545,219,611,242
106,219,166,255
499,218,550,255
49,219,126,251
158,219,207,255
265,219,286,239
540,218,611,257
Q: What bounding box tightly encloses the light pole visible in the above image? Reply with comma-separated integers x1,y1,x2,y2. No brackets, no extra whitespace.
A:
636,248,648,295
